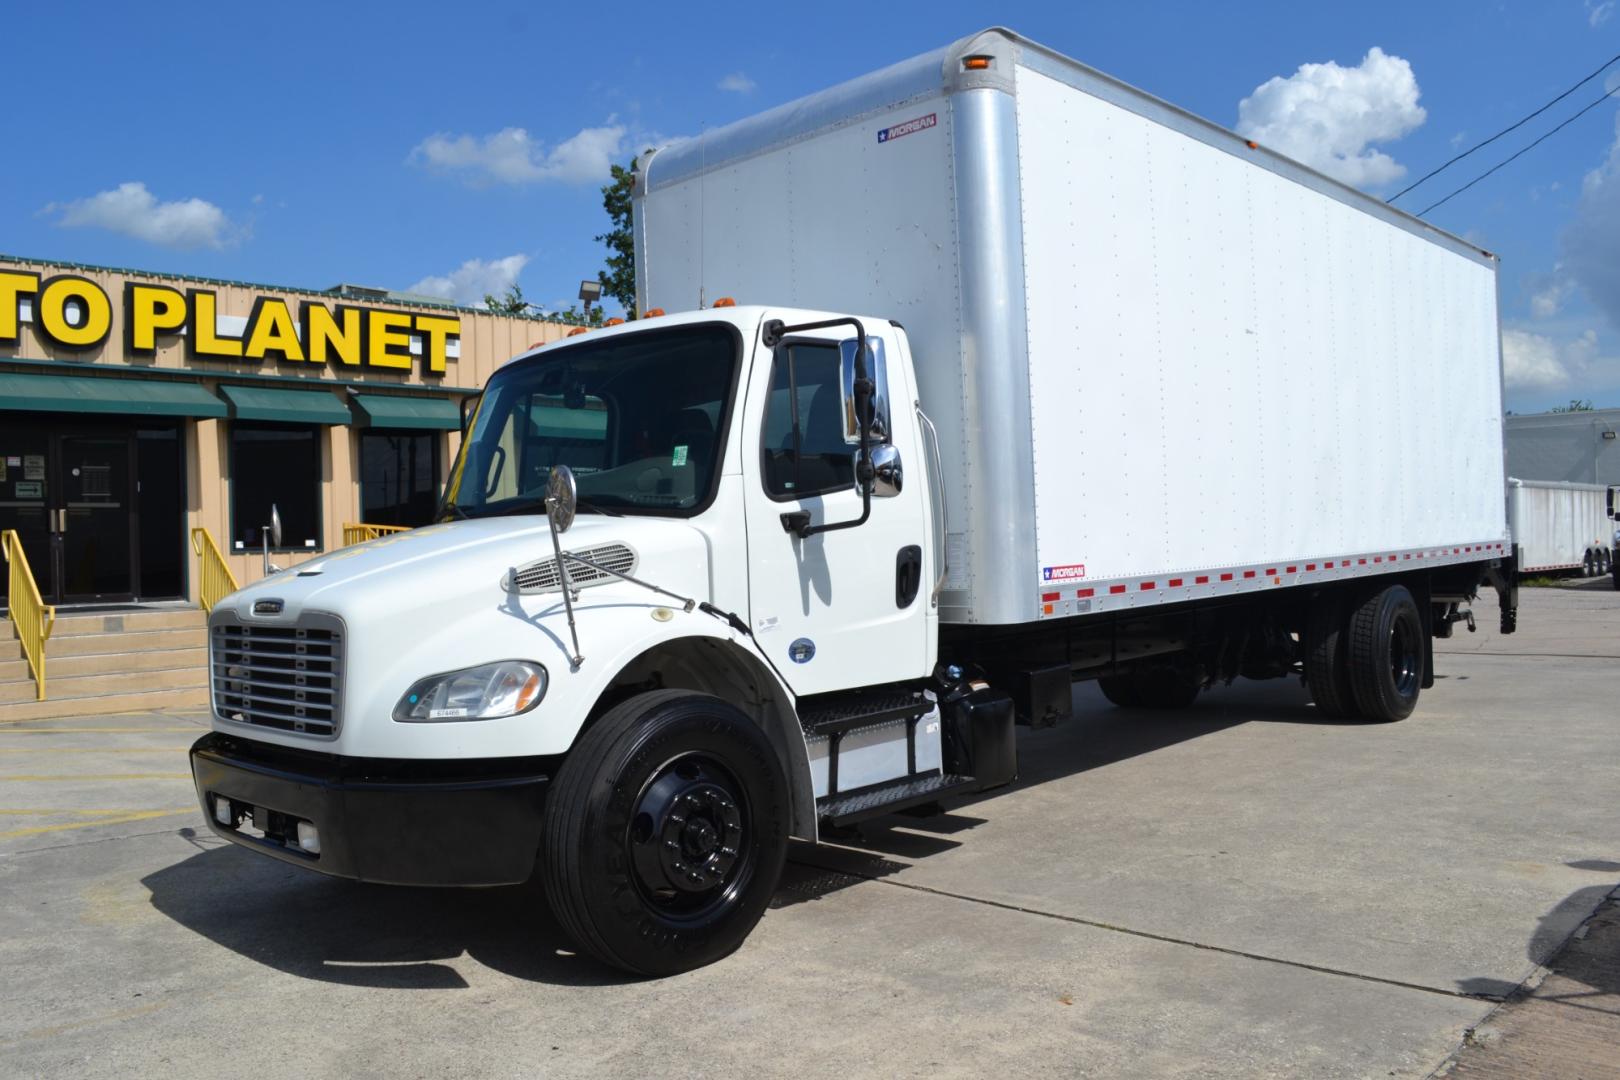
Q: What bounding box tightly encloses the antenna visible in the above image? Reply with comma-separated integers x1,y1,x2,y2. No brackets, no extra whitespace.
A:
698,122,706,310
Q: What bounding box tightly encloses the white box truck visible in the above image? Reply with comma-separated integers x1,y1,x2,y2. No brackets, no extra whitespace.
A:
191,28,1517,975
1506,478,1613,577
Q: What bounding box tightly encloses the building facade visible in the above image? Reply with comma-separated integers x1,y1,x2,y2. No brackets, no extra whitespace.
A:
1505,408,1620,486
1,255,567,608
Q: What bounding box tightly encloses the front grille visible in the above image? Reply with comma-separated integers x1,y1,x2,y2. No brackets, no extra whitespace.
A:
507,543,636,594
212,614,344,738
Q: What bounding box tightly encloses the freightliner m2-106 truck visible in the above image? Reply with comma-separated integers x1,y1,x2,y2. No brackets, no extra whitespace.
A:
191,29,1518,975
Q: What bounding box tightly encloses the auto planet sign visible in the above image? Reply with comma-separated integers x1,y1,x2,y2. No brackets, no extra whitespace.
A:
0,269,460,376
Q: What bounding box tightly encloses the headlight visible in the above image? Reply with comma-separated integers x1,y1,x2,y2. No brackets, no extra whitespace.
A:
394,660,548,722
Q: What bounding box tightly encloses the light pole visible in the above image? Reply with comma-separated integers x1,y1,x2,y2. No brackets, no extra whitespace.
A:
578,279,602,321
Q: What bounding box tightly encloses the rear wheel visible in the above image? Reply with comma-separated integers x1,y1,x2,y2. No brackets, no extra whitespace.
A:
1098,668,1199,709
1345,585,1423,722
1304,596,1356,718
1582,551,1596,577
1097,675,1143,708
543,690,789,975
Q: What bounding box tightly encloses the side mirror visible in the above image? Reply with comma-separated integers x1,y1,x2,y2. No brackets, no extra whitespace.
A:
870,444,903,497
545,465,577,534
839,337,889,443
269,504,283,548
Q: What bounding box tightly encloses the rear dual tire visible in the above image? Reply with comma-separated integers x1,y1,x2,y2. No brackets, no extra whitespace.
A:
1098,668,1200,710
1306,585,1424,723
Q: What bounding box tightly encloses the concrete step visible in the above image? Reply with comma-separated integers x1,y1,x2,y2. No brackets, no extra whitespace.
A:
0,646,208,682
0,665,206,705
0,685,210,723
1,626,207,660
48,608,205,637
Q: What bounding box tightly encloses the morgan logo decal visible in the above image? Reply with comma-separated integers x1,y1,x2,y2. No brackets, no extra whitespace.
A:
1042,564,1086,582
877,113,936,144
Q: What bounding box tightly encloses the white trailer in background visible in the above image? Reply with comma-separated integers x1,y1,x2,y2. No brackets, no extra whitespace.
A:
1507,478,1613,577
189,27,1520,978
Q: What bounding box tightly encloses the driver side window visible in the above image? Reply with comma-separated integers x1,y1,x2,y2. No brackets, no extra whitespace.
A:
761,342,853,499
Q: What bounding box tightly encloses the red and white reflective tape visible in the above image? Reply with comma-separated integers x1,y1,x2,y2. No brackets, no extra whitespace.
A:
1036,540,1510,617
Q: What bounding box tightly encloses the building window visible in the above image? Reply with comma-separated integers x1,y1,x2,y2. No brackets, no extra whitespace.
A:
360,430,441,527
231,423,321,551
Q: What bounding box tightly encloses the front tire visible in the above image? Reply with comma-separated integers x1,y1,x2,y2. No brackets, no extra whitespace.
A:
543,690,789,976
1345,585,1423,722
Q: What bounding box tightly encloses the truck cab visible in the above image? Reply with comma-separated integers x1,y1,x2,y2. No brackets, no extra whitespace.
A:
192,305,984,976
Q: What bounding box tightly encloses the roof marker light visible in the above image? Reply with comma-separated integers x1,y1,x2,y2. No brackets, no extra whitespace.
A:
604,317,625,326
713,297,736,307
642,308,665,319
567,326,589,337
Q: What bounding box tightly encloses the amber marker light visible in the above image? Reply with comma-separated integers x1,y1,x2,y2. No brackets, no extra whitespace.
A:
567,326,589,337
963,56,993,70
641,308,665,318
604,317,625,326
713,297,736,307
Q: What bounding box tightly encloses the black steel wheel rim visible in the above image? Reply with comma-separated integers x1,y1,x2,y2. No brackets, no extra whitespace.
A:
626,751,754,923
1388,617,1420,699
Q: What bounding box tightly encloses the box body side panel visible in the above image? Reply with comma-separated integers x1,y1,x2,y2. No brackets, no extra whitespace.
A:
1016,64,1507,604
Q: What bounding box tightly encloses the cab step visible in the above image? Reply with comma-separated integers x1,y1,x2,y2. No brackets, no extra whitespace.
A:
798,688,930,736
816,771,976,827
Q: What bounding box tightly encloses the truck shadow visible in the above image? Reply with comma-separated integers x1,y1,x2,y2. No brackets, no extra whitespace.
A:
1453,866,1620,1001
141,837,630,989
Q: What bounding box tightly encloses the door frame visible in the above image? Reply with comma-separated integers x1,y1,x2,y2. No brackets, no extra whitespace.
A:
50,427,139,605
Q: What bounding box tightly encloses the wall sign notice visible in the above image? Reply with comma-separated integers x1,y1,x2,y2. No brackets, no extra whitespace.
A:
0,269,460,376
15,481,42,499
23,455,44,481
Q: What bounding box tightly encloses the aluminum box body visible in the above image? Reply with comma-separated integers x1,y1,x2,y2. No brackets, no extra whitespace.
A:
637,27,1509,627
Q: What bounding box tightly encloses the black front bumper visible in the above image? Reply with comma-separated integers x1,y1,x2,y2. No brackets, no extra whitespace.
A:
190,733,552,886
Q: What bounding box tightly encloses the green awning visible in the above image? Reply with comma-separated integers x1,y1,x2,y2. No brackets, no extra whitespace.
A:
0,370,227,418
350,393,460,430
219,384,352,425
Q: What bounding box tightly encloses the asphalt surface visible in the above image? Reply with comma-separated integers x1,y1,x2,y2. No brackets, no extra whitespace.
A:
1,583,1616,1078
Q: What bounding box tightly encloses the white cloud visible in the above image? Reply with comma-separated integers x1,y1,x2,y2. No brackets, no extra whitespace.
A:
1529,274,1576,319
1502,328,1578,389
718,72,756,93
44,181,234,249
1589,1,1614,28
411,122,626,186
1562,111,1620,331
407,254,529,308
1236,46,1426,190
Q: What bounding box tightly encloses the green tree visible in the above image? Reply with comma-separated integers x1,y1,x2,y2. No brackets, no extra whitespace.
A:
595,152,649,317
482,284,530,316
1550,399,1595,413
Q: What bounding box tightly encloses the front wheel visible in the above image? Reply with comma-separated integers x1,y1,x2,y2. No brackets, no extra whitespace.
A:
543,690,789,976
1345,585,1424,722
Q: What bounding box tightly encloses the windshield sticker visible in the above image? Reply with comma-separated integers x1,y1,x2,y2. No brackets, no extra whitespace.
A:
877,112,936,144
1043,564,1087,582
671,444,689,467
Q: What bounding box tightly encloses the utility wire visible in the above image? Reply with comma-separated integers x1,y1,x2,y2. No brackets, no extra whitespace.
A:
1388,51,1620,204
1415,83,1620,217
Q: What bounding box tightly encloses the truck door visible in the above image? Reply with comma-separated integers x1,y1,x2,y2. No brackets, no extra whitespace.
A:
740,320,933,695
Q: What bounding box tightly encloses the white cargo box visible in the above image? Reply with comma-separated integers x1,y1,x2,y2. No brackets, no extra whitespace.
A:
1507,478,1611,572
637,27,1509,626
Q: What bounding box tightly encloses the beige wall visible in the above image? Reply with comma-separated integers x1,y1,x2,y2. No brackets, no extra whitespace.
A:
0,256,573,602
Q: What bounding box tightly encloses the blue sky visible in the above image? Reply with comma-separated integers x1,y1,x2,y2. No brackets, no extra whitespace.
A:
4,1,1618,412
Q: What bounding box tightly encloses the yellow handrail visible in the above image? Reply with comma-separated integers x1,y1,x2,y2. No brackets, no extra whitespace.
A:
2,530,55,701
190,527,241,614
342,522,411,547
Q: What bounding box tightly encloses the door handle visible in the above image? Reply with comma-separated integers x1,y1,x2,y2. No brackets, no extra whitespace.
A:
896,544,922,608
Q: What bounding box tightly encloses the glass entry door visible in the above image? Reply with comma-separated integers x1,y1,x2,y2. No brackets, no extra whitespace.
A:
54,434,135,603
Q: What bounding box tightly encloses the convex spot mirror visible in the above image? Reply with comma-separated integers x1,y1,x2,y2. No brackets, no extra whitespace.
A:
546,465,577,534
269,504,283,548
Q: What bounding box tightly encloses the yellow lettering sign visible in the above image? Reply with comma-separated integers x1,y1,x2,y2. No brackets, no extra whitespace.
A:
413,314,459,376
187,289,243,358
0,270,40,342
301,302,363,367
125,283,187,353
367,310,413,370
39,275,112,351
244,298,306,362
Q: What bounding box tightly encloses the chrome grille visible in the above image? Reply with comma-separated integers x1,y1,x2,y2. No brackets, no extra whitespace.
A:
211,613,344,738
507,543,636,594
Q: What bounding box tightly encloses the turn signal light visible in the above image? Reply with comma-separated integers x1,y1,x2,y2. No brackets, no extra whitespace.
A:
712,297,736,307
567,326,589,337
641,308,665,318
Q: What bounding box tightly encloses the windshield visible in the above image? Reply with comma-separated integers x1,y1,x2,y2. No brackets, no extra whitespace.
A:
442,323,739,519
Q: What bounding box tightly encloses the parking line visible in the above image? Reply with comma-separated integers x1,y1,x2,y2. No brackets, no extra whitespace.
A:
0,747,192,754
0,727,201,734
0,774,191,781
0,807,196,839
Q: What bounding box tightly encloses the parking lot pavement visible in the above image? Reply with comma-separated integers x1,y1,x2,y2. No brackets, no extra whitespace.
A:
1,585,1615,1078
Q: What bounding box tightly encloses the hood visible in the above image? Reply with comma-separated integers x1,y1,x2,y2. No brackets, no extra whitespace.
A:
222,514,713,626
